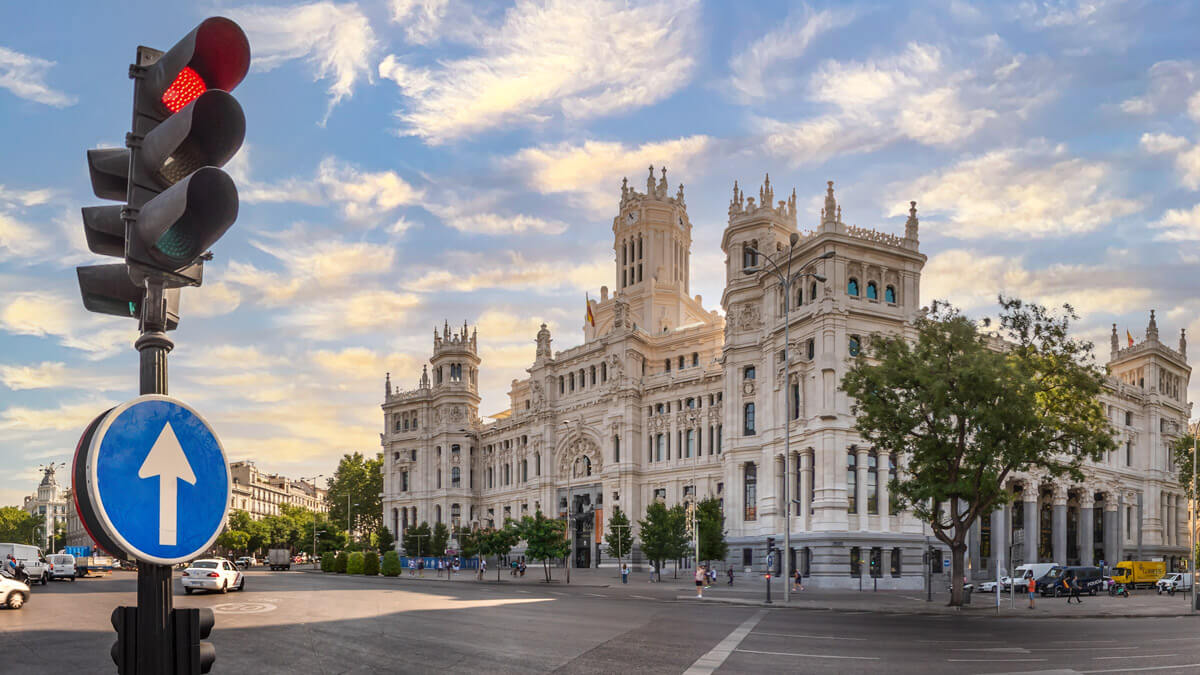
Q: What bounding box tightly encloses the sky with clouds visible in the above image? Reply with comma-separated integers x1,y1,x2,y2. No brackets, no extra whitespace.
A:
2,0,1199,507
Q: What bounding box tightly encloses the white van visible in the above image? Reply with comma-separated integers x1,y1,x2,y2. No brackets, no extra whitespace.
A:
1156,573,1192,594
1012,563,1058,592
0,543,48,585
46,554,76,581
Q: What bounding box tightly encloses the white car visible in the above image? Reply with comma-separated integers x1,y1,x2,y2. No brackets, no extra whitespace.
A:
1,569,30,609
181,559,245,595
977,576,1014,593
235,556,253,569
46,554,76,581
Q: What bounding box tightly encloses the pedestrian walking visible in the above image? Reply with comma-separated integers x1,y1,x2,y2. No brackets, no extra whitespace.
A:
519,560,526,577
727,568,734,586
418,558,424,577
792,567,804,592
1067,574,1083,604
1025,571,1035,608
436,559,444,577
621,564,629,584
695,566,706,598
408,558,415,576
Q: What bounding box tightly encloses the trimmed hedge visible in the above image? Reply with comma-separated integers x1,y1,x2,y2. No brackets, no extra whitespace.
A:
346,552,365,575
363,552,380,576
321,552,335,572
381,551,401,577
334,551,349,574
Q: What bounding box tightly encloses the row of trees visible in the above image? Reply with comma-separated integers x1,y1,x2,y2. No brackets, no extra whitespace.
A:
0,507,39,545
604,500,727,580
214,505,395,557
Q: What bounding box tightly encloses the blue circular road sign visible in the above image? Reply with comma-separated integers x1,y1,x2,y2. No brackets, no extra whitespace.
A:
85,395,230,565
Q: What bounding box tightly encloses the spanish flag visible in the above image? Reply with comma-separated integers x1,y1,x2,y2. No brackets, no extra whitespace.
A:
1127,329,1134,347
585,294,595,327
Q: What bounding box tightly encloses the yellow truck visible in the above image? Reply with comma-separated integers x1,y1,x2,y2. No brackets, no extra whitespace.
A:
1110,561,1166,589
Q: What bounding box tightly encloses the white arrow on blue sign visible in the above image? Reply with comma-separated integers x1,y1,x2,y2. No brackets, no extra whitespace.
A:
85,395,230,565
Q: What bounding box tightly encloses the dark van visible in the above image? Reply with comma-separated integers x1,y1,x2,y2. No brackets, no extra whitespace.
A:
1039,565,1103,596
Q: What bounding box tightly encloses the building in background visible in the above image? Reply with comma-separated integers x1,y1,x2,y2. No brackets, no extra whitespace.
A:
22,465,69,553
229,461,328,519
379,170,1192,589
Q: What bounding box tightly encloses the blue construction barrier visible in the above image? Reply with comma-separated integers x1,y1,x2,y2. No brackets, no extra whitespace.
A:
400,556,479,570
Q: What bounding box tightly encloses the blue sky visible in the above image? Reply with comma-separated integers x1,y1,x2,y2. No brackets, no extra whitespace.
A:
3,0,1200,506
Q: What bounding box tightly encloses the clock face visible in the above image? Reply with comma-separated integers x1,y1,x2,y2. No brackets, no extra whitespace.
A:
627,211,638,223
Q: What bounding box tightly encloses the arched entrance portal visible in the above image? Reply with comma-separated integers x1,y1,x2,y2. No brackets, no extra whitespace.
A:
558,435,603,569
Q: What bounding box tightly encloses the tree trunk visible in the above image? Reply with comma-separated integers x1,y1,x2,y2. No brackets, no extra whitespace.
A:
544,559,551,583
949,542,967,606
497,556,502,582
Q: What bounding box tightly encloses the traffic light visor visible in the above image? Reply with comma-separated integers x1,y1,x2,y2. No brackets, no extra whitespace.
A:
144,16,250,117
135,167,238,270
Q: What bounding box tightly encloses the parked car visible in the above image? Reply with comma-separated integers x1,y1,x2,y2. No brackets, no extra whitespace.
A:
1012,563,1059,593
1156,573,1192,594
0,569,30,609
235,556,253,569
181,559,245,595
46,553,76,581
978,576,1014,593
1040,566,1104,596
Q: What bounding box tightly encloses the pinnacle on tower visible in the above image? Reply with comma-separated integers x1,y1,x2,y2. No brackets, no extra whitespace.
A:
1181,328,1187,357
1111,323,1119,358
621,176,629,201
1147,309,1159,342
647,165,656,194
676,182,685,204
823,181,837,225
385,371,391,398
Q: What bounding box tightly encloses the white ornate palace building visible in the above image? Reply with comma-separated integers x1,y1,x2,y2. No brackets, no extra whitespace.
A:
380,169,1192,589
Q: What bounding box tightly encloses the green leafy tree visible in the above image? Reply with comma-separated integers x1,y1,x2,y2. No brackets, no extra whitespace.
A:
457,527,483,577
320,552,335,572
376,525,395,555
363,552,379,576
326,452,384,542
518,512,571,582
216,529,250,556
0,507,38,545
346,551,365,574
639,501,686,581
1172,433,1197,502
841,298,1116,606
479,523,520,582
334,551,349,574
381,550,402,577
604,506,635,572
403,521,432,557
431,522,450,558
696,498,728,565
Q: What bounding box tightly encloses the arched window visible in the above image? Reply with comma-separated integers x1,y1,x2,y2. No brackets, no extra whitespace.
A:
664,358,671,373
744,462,757,521
521,459,528,482
810,281,817,303
807,338,815,360
847,451,857,514
849,335,861,357
569,373,575,391
744,403,756,436
678,355,685,369
885,285,896,303
637,235,643,259
867,452,878,514
601,361,607,381
402,416,409,431
590,366,596,384
866,282,878,300
692,352,699,366
795,285,803,307
437,468,442,489
847,278,859,296
559,376,564,394
743,240,758,270
412,415,418,430
435,505,442,523
613,435,620,462
451,466,460,487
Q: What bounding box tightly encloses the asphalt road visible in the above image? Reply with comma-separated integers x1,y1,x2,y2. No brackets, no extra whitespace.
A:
3,570,1200,674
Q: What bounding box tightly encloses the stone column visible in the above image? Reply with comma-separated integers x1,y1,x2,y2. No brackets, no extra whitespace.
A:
1052,486,1067,564
1079,491,1094,567
1136,491,1144,561
989,504,1007,576
877,452,890,529
1117,492,1126,561
968,507,982,576
800,449,813,531
856,446,870,531
1103,496,1118,568
1022,483,1039,563
1163,492,1171,547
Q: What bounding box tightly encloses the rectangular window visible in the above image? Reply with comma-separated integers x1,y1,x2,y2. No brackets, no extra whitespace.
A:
717,425,722,453
867,453,878,515
686,429,695,458
891,547,902,577
614,435,620,463
655,434,664,462
744,403,756,436
847,452,857,514
850,547,862,577
742,548,753,567
790,382,800,420
1125,411,1132,426
744,365,755,380
401,471,409,492
1126,441,1133,466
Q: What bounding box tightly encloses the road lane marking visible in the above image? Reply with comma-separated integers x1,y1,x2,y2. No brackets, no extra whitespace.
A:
1093,655,1178,660
516,590,530,594
1034,647,1138,652
211,602,276,614
586,593,606,597
1082,664,1200,673
548,591,565,596
750,632,866,641
683,610,766,675
631,595,654,600
735,650,878,660
947,659,1047,663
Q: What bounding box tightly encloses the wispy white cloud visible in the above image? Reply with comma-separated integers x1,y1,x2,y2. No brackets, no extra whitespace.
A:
279,289,421,341
0,291,134,358
504,136,713,215
388,0,452,43
727,5,857,102
238,154,423,224
0,46,75,107
227,1,378,124
1153,203,1200,241
225,236,397,306
407,251,609,293
0,361,119,391
378,0,700,143
1119,60,1199,117
888,141,1142,239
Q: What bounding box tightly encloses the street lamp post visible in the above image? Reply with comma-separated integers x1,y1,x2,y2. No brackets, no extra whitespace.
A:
745,240,834,603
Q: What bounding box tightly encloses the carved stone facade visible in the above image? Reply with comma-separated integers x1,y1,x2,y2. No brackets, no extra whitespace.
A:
380,172,1192,588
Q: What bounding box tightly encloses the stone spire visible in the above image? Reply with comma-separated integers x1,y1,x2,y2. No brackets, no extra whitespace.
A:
419,364,430,389
385,372,391,399
1111,323,1120,359
657,166,668,199
1147,310,1159,342
621,176,629,202
823,181,837,225
676,182,685,206
729,180,744,216
535,323,552,363
646,165,656,194
760,174,773,208
1181,328,1187,357
788,188,797,219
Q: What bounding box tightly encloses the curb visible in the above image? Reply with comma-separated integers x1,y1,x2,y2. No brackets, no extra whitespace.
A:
298,567,611,588
685,595,1200,619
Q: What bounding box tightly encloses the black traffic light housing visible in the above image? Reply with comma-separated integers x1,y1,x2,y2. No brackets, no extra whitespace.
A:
766,537,775,552
171,607,216,674
111,606,137,673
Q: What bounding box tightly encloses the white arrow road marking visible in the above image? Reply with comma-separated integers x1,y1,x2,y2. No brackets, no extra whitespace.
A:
137,422,196,546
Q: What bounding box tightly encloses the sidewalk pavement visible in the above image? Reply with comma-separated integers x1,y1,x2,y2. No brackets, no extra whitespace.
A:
295,564,1200,618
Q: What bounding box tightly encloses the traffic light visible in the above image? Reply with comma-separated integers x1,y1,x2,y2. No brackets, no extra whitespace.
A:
111,606,137,673
78,16,250,328
171,607,216,674
766,537,775,552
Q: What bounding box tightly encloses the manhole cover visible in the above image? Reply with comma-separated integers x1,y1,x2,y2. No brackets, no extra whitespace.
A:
211,602,277,614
